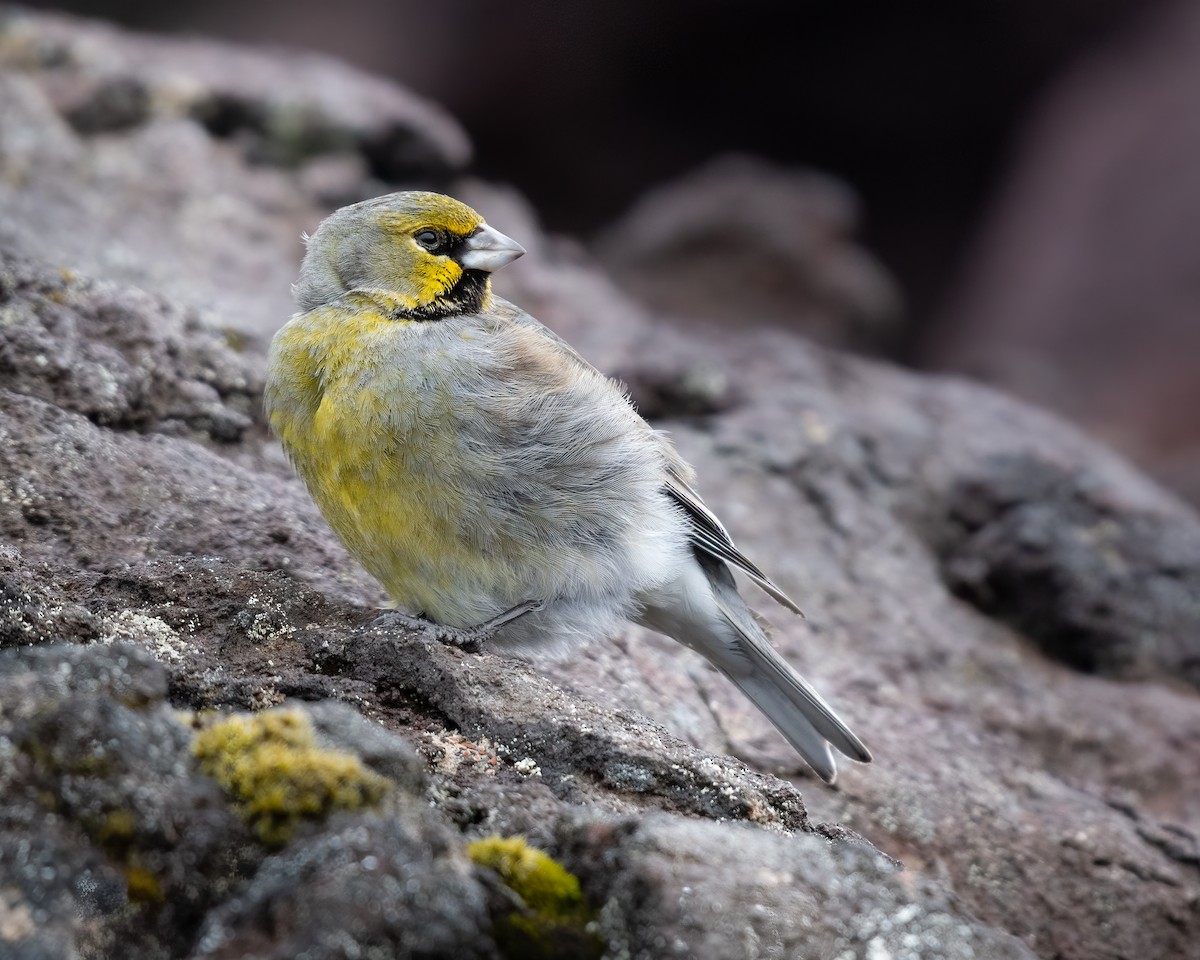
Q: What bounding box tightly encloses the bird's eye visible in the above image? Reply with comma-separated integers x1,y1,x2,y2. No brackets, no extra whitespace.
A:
415,229,441,251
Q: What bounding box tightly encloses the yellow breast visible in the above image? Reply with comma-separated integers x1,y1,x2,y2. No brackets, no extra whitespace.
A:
265,298,488,619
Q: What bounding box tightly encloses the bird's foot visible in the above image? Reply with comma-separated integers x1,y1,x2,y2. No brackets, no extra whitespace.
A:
372,599,545,654
370,610,479,649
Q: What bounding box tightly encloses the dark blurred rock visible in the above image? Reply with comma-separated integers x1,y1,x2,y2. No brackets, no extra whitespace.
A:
595,154,902,351
193,815,498,960
0,643,261,958
929,0,1200,510
0,6,467,345
0,6,469,174
560,815,1036,960
304,700,429,795
940,455,1200,686
1,9,1198,960
0,643,499,959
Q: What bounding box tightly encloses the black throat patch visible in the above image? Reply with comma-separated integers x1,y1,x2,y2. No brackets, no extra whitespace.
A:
393,270,491,322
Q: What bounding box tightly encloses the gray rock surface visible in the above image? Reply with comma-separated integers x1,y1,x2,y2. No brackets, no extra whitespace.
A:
0,4,467,345
0,643,261,960
0,8,1197,960
594,154,902,351
193,815,497,960
559,815,1034,960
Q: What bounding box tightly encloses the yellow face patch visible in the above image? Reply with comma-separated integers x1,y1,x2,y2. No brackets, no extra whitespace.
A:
407,255,464,306
373,193,483,308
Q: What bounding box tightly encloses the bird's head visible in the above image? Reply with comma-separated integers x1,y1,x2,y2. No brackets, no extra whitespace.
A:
293,191,526,318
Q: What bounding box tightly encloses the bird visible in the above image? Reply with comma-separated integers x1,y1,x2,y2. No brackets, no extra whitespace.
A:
264,190,871,782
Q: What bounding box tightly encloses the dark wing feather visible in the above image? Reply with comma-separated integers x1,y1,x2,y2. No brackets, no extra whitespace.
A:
665,468,805,617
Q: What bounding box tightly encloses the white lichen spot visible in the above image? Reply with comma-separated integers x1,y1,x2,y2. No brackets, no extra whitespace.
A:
95,365,120,399
865,936,893,960
0,478,37,509
892,904,921,927
100,610,189,663
802,409,831,445
513,757,541,777
241,594,297,643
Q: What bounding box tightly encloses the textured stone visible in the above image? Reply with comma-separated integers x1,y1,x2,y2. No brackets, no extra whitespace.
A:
561,815,1036,960
0,9,1197,960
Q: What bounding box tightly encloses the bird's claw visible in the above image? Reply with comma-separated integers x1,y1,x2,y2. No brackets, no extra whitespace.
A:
371,599,545,653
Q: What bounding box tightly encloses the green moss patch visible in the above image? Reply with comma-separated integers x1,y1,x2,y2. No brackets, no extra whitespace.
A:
193,708,391,847
468,835,603,960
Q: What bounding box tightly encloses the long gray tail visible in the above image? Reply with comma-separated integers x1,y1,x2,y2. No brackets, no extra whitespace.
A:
702,561,871,783
636,554,871,782
719,613,870,781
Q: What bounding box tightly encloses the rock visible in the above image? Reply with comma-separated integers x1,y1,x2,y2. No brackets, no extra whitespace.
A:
303,700,429,796
0,8,1197,960
560,814,1037,960
313,626,816,837
0,250,257,442
0,643,260,959
0,6,468,345
0,643,496,959
0,390,378,605
928,0,1200,509
594,154,902,351
193,816,497,960
939,455,1200,686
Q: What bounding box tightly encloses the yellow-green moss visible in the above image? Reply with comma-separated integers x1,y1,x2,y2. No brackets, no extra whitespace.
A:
468,835,584,914
95,809,137,852
193,708,391,847
467,835,604,960
89,810,167,905
124,863,164,905
21,737,113,778
222,328,247,353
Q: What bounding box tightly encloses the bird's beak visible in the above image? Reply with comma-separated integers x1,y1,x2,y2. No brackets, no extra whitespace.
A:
460,224,526,273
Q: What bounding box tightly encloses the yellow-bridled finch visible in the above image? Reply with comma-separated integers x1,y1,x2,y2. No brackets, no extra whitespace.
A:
265,191,870,782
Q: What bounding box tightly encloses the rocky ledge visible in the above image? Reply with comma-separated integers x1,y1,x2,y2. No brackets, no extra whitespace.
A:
0,8,1197,960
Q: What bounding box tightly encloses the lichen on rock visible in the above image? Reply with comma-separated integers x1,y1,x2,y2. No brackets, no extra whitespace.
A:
193,707,393,847
468,834,604,960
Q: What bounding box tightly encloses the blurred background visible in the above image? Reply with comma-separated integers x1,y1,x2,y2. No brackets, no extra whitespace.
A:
21,0,1200,507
